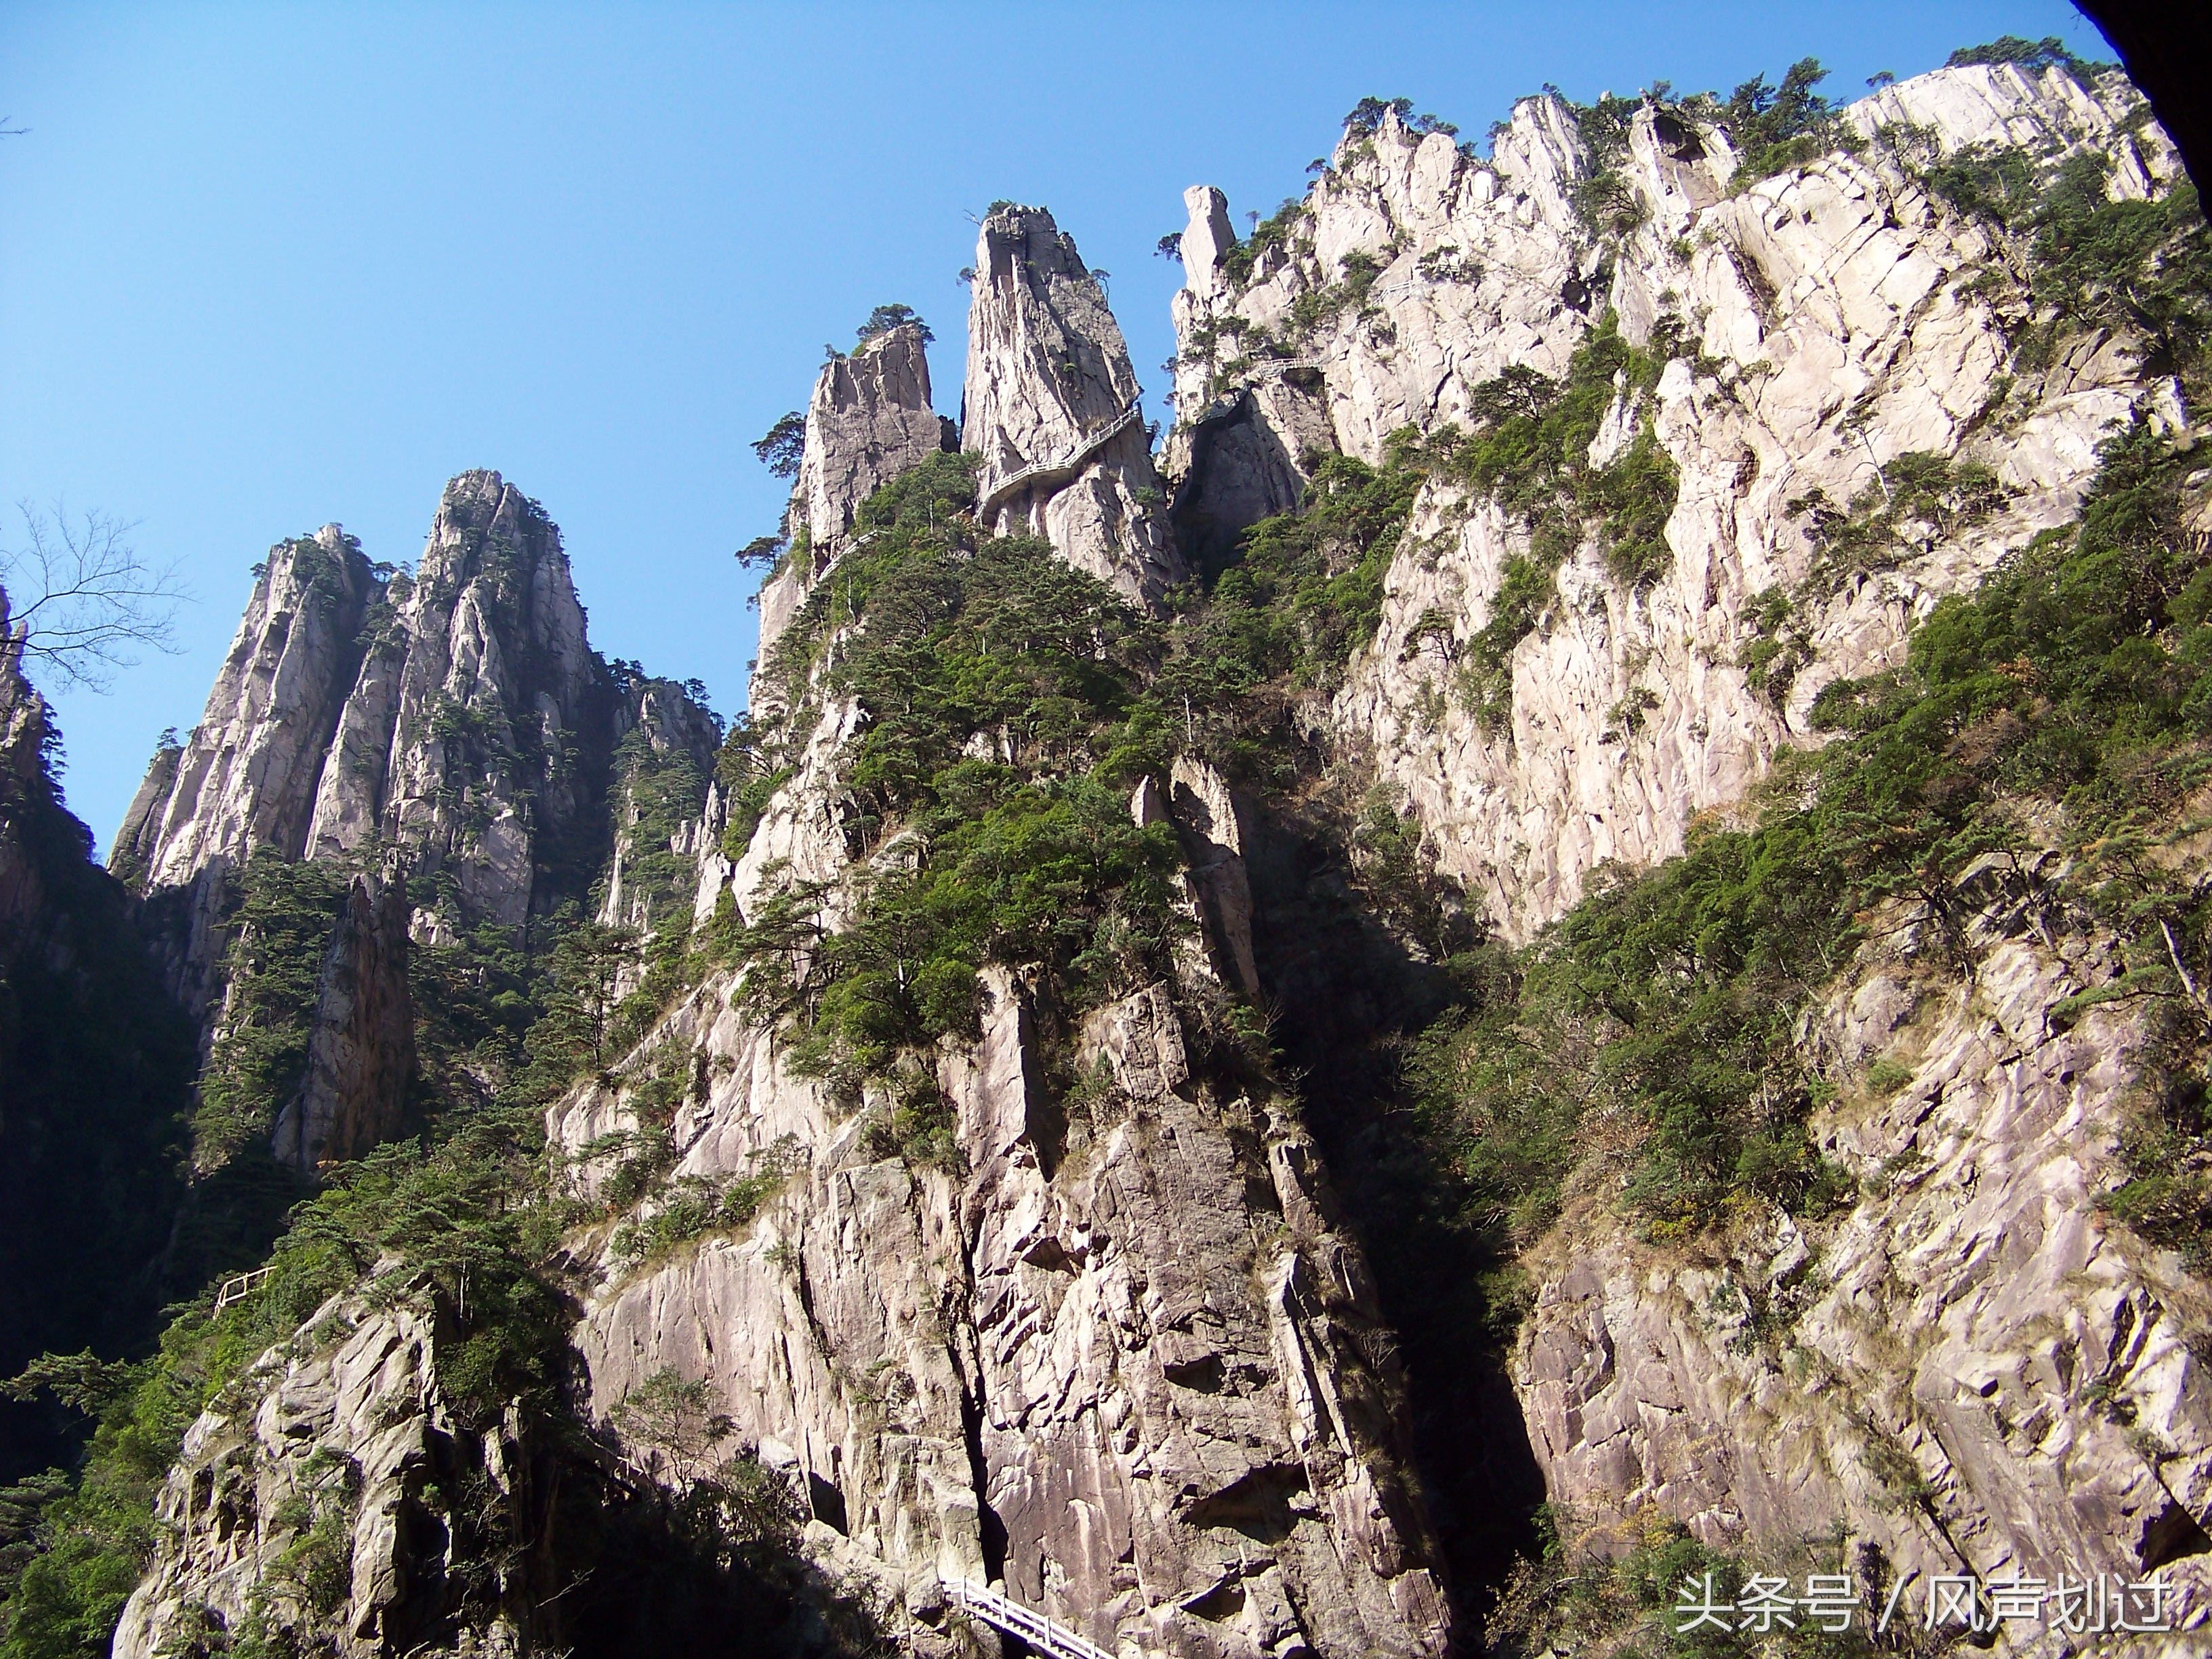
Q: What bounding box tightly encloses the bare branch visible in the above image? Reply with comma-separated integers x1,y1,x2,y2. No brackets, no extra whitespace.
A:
1,502,192,693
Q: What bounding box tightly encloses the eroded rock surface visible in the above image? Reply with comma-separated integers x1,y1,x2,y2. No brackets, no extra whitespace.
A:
558,959,1448,1656
127,527,378,895
113,1298,539,1659
271,876,417,1176
124,475,716,1021
964,205,1185,605
1515,867,2212,1643
758,323,958,668
1166,64,2182,939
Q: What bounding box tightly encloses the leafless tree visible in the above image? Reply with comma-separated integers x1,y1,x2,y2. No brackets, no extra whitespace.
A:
1,502,191,692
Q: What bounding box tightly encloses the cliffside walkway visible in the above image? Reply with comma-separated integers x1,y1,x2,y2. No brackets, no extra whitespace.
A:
213,1266,273,1311
977,394,1145,520
943,1578,1115,1659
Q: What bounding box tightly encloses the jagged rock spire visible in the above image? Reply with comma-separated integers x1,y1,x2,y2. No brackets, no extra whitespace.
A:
790,321,953,550
756,321,954,668
121,525,376,890
354,470,606,924
125,471,714,964
962,204,1185,605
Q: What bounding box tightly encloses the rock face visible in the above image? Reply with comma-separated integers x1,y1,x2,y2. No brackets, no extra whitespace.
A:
596,677,722,932
125,474,716,1005
564,733,1448,1659
329,472,612,924
793,324,954,552
963,205,1185,605
758,324,956,670
1165,64,2183,939
1166,756,1260,998
1515,864,2212,1630
123,527,379,895
271,876,416,1176
110,1297,536,1659
556,960,1449,1659
113,474,714,1195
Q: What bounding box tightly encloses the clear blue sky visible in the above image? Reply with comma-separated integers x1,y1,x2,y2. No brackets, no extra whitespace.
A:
2,0,2105,848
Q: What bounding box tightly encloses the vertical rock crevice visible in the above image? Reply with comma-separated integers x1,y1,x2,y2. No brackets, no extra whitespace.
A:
270,874,416,1176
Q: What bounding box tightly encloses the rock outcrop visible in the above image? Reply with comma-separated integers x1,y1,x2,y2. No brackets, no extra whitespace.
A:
556,961,1450,1659
125,475,716,1002
757,323,957,668
270,876,416,1176
123,527,379,895
329,472,613,925
111,1296,538,1659
596,676,722,933
964,205,1185,605
792,324,954,552
1515,863,2212,1633
1166,64,2183,939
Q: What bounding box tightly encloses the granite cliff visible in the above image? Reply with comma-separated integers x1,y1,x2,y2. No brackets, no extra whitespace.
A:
11,38,2212,1659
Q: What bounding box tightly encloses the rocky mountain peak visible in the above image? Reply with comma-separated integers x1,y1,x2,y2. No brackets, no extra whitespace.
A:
123,472,715,1011
962,202,1185,604
791,321,953,550
1165,60,2182,939
121,524,377,895
754,321,956,671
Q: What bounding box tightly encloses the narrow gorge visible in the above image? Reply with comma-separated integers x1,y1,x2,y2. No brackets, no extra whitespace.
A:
5,35,2212,1659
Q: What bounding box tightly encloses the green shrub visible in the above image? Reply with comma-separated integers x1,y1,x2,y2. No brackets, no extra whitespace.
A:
1946,34,2107,83
1719,58,1843,185
192,853,354,1170
1416,312,1677,724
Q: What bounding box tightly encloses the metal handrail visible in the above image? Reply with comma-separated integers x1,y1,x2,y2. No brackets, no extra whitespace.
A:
942,1577,1116,1659
977,394,1146,519
213,1265,274,1311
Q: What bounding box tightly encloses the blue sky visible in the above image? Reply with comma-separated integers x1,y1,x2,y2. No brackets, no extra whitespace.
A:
2,0,2105,847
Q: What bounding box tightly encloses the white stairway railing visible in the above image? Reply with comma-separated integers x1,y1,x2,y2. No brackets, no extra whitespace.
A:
213,1265,274,1311
943,1576,1116,1659
977,395,1146,520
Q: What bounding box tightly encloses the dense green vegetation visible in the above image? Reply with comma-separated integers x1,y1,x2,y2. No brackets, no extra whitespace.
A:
1923,146,2212,378
1944,33,2106,81
1410,413,2212,1268
730,452,1191,1096
1711,59,1847,186
189,853,355,1170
